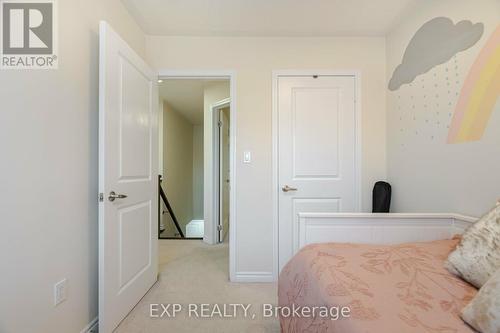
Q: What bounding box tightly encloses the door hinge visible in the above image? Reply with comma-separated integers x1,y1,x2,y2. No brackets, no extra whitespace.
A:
218,120,222,127
98,193,104,202
217,225,223,231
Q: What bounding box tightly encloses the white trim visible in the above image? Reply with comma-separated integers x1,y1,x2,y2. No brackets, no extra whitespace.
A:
80,317,98,333
295,212,477,252
297,212,477,231
234,272,275,283
451,214,478,234
297,212,477,220
272,72,279,282
211,98,231,244
229,75,237,283
158,70,238,282
272,70,362,281
354,73,363,211
158,69,236,79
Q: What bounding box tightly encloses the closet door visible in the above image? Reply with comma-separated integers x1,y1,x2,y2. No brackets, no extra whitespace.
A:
277,75,359,271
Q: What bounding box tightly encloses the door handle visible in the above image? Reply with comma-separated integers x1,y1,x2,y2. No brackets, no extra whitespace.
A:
108,191,128,202
282,185,298,192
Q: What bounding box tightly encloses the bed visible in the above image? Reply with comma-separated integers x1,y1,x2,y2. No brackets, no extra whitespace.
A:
278,237,477,333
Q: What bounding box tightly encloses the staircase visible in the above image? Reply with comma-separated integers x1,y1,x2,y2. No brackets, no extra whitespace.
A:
158,175,185,238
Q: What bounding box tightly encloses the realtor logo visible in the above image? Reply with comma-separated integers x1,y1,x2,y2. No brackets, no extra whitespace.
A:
1,0,58,69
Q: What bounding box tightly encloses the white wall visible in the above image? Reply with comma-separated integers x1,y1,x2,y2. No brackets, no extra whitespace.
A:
203,81,230,244
146,37,387,277
192,125,204,219
386,0,500,217
163,103,194,232
0,1,145,332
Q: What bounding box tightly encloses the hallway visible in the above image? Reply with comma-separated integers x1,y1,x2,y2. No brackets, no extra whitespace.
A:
116,240,279,333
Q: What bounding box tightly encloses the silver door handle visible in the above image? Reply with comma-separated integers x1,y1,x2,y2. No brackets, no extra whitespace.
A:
108,191,128,202
282,185,298,192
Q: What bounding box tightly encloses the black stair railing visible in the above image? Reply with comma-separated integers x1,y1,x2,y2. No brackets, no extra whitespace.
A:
158,175,185,238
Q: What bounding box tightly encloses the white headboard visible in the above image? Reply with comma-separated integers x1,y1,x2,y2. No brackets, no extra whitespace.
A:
295,213,477,253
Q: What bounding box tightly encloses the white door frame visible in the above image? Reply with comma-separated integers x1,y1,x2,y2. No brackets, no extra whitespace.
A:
211,98,231,243
157,70,237,281
272,70,362,280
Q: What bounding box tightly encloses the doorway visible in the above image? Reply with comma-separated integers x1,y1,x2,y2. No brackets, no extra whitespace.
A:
156,73,236,250
273,71,362,274
157,79,213,240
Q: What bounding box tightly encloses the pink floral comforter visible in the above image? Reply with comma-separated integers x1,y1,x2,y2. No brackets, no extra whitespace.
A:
279,239,477,333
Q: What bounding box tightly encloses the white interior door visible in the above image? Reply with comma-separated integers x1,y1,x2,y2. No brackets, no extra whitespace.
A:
219,108,230,242
278,75,359,272
99,21,158,333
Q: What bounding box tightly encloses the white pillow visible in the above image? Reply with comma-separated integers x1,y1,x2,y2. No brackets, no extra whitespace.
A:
445,204,500,288
461,269,500,333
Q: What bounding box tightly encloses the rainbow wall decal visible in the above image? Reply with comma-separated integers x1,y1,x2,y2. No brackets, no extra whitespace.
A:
447,25,500,144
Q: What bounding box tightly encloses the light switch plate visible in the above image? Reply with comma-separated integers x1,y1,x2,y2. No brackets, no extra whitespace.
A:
243,151,251,163
54,278,67,306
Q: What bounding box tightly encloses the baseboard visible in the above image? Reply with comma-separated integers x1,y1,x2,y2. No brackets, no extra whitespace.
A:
80,317,98,333
233,271,274,283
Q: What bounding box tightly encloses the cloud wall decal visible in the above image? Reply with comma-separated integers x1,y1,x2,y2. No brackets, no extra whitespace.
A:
389,17,484,91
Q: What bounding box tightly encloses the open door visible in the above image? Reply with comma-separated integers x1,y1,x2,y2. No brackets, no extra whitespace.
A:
98,21,158,333
218,108,230,243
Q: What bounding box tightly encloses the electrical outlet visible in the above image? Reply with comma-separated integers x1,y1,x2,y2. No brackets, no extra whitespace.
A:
54,279,67,306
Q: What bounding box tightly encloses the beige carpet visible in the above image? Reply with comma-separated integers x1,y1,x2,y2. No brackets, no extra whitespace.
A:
116,240,279,333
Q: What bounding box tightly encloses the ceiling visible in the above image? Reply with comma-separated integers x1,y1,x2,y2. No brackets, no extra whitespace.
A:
159,79,224,125
121,0,419,37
